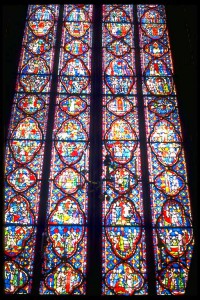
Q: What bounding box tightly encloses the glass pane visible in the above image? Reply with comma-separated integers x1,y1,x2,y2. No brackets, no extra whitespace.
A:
4,5,59,294
137,4,194,295
102,5,148,295
39,5,93,295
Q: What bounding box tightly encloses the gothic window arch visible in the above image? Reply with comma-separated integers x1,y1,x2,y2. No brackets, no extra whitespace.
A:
3,4,196,297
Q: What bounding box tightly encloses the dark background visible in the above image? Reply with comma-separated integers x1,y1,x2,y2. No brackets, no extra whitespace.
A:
2,4,198,297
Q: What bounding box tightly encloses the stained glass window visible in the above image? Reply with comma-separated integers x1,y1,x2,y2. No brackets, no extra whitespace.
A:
102,5,147,295
4,5,59,293
3,4,195,297
39,5,93,295
137,4,194,295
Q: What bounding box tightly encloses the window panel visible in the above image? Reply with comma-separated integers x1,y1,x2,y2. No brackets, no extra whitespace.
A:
102,5,148,295
3,4,195,296
137,4,194,295
39,5,93,295
4,5,59,294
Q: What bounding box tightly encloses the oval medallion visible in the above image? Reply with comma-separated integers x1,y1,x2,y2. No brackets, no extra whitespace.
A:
5,195,34,224
156,199,193,257
64,39,89,56
106,226,141,260
28,7,54,36
148,98,175,117
60,58,90,93
144,59,173,95
48,225,85,259
158,227,193,258
65,8,90,37
151,142,181,166
5,225,33,257
59,96,87,116
108,167,137,194
7,167,37,192
145,59,171,77
5,261,28,293
157,199,192,228
54,167,84,194
66,7,90,22
154,170,185,196
55,119,88,165
18,95,45,114
20,57,50,92
106,40,131,57
158,262,188,295
145,76,173,95
107,97,133,116
105,8,131,38
105,197,141,226
144,40,169,58
45,263,83,294
105,119,138,164
105,58,134,94
49,197,85,225
27,38,51,55
10,117,42,164
150,120,181,166
141,9,166,39
65,22,90,38
105,263,144,295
